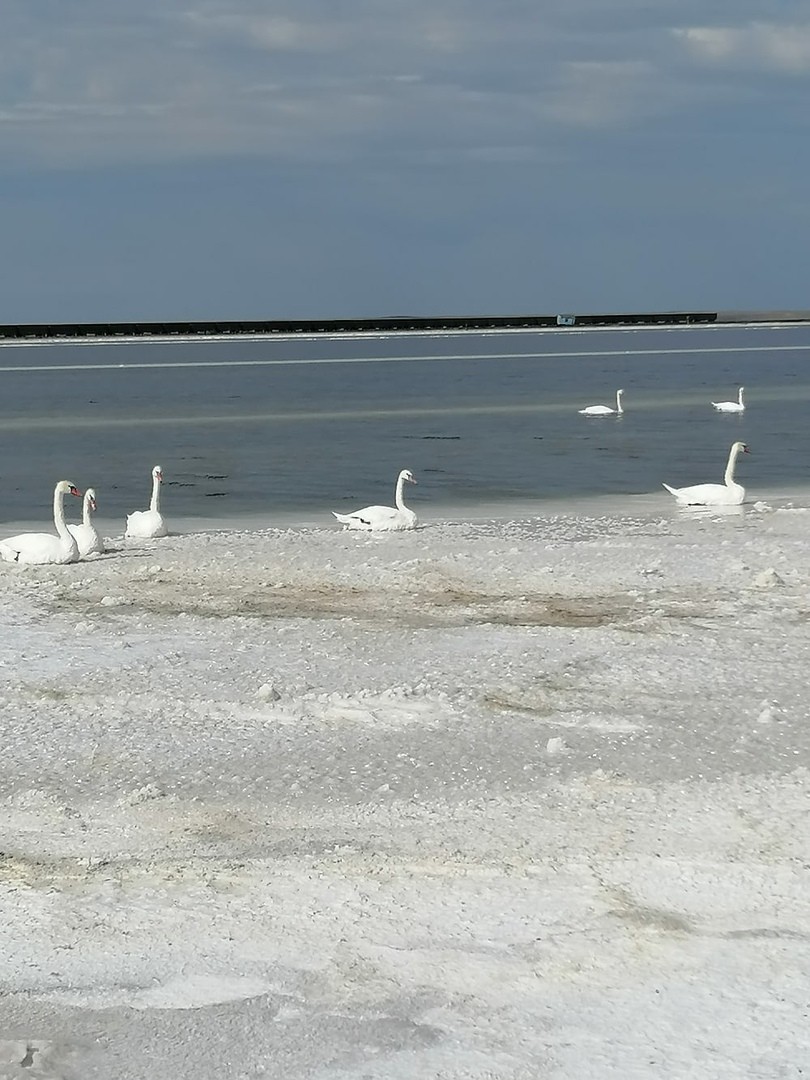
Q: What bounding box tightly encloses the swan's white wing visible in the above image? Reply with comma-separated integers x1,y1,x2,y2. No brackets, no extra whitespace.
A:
332,504,416,531
68,522,105,556
578,405,614,415
663,482,744,506
126,510,167,538
334,503,396,528
331,511,377,530
374,509,417,531
0,532,76,565
0,540,21,562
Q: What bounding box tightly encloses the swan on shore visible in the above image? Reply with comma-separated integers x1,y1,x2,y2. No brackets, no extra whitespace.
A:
125,465,168,538
663,441,750,506
68,487,104,556
332,469,418,531
579,389,624,416
711,386,745,413
0,481,83,565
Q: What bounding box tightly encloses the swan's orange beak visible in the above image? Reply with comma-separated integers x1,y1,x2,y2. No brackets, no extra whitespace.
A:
69,486,83,497
742,445,751,453
89,497,97,511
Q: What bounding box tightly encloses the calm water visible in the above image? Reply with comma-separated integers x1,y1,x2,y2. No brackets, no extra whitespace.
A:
1,322,809,526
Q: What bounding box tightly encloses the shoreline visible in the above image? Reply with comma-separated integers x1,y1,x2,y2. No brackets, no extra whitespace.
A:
1,315,809,350
3,482,810,537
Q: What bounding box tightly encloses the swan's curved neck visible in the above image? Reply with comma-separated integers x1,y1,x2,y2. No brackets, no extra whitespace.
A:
53,487,70,541
724,445,741,486
616,391,623,414
150,474,161,513
83,493,93,526
738,388,745,405
395,475,407,510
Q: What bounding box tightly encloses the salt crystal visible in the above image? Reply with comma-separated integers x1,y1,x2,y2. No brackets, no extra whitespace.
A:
752,568,784,588
256,683,281,702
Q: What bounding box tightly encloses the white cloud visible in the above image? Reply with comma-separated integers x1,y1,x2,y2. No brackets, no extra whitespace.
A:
0,3,550,165
675,22,810,74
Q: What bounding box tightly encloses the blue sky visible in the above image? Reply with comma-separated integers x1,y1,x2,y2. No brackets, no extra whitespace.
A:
0,2,808,321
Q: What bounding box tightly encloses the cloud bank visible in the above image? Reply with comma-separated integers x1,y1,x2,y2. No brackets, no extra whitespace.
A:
0,1,805,168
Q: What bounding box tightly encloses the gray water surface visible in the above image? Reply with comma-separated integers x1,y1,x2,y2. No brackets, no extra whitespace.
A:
1,322,808,525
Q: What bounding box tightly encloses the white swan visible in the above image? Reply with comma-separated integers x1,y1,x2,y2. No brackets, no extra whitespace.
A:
578,388,624,416
125,465,168,538
711,386,745,413
68,487,104,556
0,481,83,565
663,441,750,506
332,469,418,531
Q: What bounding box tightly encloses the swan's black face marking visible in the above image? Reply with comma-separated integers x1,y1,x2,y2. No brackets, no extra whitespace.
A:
69,485,82,498
742,445,750,454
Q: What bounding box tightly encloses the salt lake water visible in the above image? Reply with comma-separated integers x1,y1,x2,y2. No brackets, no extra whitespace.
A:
1,320,809,529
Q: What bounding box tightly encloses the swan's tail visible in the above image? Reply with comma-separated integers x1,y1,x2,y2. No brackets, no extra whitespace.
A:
662,483,680,497
331,511,372,529
0,542,20,563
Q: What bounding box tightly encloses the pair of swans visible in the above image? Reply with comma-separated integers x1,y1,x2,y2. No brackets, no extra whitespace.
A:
0,483,104,564
579,386,745,416
0,481,85,565
663,440,750,506
333,469,418,531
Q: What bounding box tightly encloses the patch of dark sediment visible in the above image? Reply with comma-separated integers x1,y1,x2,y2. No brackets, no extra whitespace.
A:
46,568,753,631
43,576,729,629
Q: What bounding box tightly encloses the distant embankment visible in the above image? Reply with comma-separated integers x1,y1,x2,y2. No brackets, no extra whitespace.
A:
0,309,807,342
0,311,720,342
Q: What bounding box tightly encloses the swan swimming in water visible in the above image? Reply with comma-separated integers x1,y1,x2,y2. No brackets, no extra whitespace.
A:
663,441,750,506
578,389,624,416
332,469,418,531
125,465,168,538
68,487,104,556
711,386,745,413
0,481,83,565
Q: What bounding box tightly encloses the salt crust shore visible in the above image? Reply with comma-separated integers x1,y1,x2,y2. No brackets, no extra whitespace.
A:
1,501,809,1079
